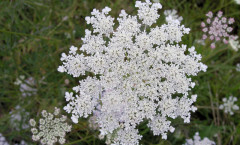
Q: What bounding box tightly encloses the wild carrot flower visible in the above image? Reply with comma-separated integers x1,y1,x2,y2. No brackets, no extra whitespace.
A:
164,9,183,23
58,0,207,144
14,75,37,97
9,105,30,131
201,11,237,49
183,132,215,145
229,37,240,51
219,96,239,115
195,39,206,45
236,63,240,72
234,0,240,4
0,133,9,145
14,75,25,85
29,107,72,145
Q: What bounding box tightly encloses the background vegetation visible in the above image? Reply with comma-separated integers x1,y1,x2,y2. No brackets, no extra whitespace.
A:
0,0,240,144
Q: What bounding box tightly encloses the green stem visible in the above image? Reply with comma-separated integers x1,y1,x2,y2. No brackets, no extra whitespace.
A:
0,29,59,41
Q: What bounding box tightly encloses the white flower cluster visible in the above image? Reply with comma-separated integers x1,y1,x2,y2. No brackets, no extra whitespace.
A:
236,63,240,72
58,0,207,144
195,39,206,46
14,75,37,97
9,105,30,131
219,96,239,115
29,107,72,145
183,132,215,145
229,37,240,51
164,9,183,23
0,133,9,145
234,0,240,5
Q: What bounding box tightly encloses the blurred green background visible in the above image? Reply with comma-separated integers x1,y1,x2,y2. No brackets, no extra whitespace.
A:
0,0,240,144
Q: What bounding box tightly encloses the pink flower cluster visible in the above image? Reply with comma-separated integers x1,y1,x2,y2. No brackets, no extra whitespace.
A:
201,11,236,49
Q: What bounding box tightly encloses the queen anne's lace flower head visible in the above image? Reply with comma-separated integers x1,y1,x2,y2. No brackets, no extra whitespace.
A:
236,63,240,72
14,76,37,97
29,107,72,145
14,75,25,85
195,39,206,46
229,37,240,51
164,9,183,23
58,0,207,144
9,105,30,131
201,11,237,49
183,132,215,145
0,133,9,145
219,96,239,115
135,0,162,26
234,0,240,4
85,7,114,36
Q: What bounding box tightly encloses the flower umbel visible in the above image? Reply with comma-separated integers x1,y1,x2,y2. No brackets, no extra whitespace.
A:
183,132,215,145
236,63,240,72
234,0,240,5
219,96,239,115
29,107,72,145
164,9,183,23
9,105,30,131
0,133,9,145
14,75,37,97
58,0,207,144
201,11,236,49
229,37,240,51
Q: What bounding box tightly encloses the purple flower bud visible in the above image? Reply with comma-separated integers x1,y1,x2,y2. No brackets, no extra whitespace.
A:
217,11,223,18
206,11,213,18
223,38,228,44
207,18,211,24
202,34,207,40
228,18,235,24
210,43,216,49
210,35,214,40
201,22,206,27
202,28,208,32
